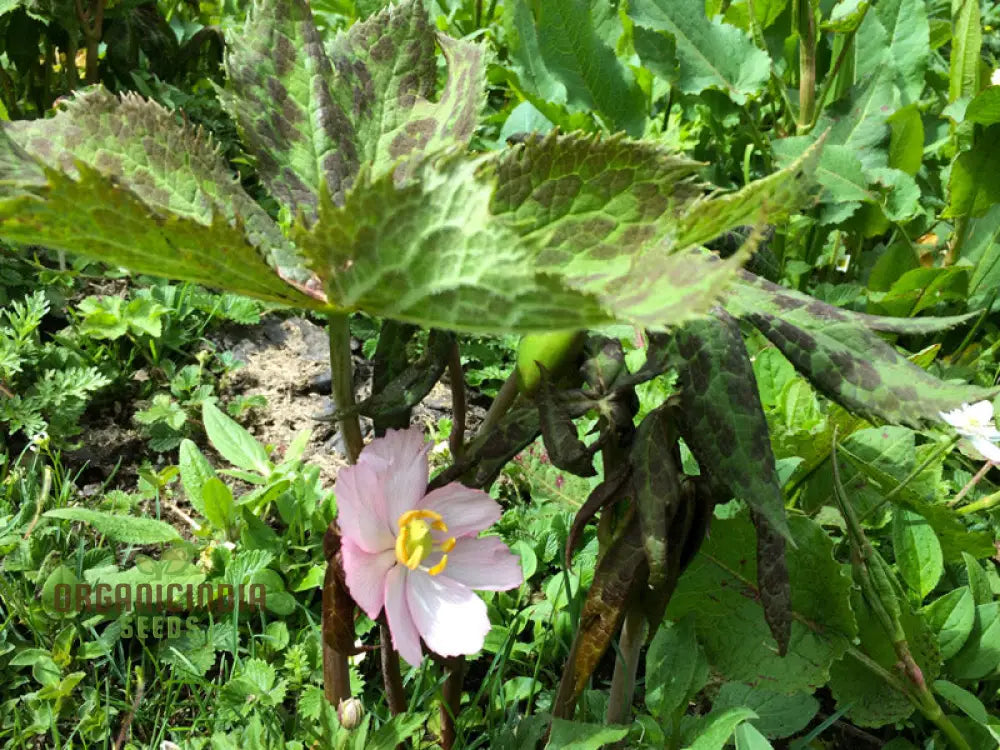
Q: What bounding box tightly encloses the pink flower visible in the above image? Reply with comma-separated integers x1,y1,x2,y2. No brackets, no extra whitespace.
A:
335,427,523,665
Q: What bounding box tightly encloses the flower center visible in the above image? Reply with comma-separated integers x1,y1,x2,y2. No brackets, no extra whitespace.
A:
395,509,456,576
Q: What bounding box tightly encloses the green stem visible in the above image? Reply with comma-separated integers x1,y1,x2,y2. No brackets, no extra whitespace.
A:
809,25,862,130
476,371,520,438
439,656,466,749
448,341,466,462
327,312,364,464
797,0,817,131
858,436,958,522
956,488,1000,515
605,604,645,726
381,622,407,715
323,313,363,712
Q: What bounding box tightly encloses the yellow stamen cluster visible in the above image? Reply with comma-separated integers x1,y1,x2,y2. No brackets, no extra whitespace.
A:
395,509,456,576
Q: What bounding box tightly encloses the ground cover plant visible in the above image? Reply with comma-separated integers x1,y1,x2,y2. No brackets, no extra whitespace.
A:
4,0,1000,748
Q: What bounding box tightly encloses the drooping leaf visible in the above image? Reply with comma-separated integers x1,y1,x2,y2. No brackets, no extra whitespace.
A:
553,511,647,717
667,509,857,693
0,94,322,309
752,510,792,656
536,375,599,477
739,302,996,428
354,329,453,422
673,308,792,542
726,270,978,336
566,465,631,566
629,0,771,104
503,0,646,136
370,320,420,432
630,402,683,589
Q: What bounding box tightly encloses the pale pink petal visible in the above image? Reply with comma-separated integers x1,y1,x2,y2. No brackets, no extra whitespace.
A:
341,539,396,620
334,462,393,553
384,565,424,666
360,427,430,523
435,536,524,591
420,483,502,537
405,572,491,659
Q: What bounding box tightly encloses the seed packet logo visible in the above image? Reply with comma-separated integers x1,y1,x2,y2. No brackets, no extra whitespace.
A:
134,541,197,579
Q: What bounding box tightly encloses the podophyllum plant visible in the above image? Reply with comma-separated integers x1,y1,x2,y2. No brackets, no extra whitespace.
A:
1,0,996,746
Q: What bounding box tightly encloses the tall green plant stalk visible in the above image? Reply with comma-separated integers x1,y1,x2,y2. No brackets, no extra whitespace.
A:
832,437,971,750
323,312,365,710
606,604,646,725
797,0,817,131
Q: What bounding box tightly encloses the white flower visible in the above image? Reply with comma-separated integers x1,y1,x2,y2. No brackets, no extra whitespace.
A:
940,400,1000,462
992,68,1000,87
28,431,49,453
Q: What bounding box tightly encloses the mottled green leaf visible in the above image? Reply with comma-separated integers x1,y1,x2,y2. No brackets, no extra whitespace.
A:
297,135,819,334
742,302,996,428
0,95,322,309
221,0,359,218
674,309,791,541
629,0,770,104
223,0,485,218
726,270,978,336
296,151,611,333
667,510,856,693
504,0,645,136
752,511,792,656
327,4,485,180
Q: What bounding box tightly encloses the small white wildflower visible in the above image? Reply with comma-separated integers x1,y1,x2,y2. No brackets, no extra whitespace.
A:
28,431,49,453
940,401,1000,462
161,742,181,750
992,68,1000,87
835,253,851,273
